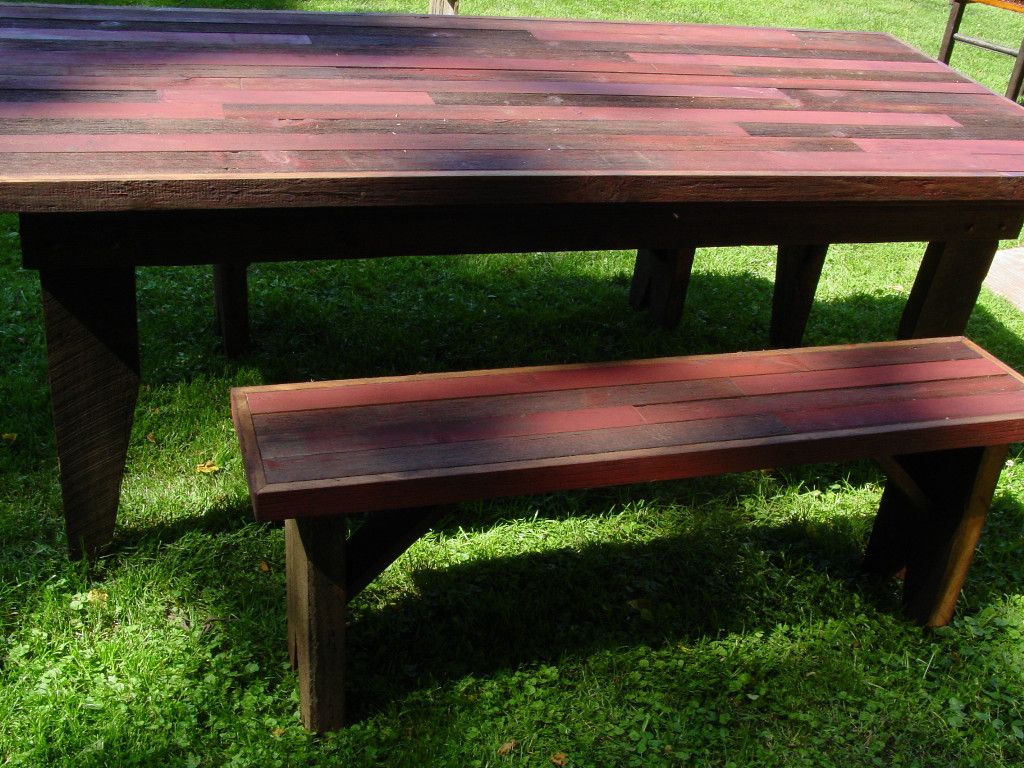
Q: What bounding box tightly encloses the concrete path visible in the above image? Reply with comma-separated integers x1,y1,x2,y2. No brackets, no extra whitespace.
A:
984,246,1024,313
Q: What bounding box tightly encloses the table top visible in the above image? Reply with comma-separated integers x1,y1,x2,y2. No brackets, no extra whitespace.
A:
2,2,1024,212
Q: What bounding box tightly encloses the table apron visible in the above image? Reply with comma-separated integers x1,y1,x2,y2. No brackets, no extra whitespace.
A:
20,202,1024,269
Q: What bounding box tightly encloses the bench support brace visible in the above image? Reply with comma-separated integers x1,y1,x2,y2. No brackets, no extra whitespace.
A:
864,445,1008,626
345,507,445,598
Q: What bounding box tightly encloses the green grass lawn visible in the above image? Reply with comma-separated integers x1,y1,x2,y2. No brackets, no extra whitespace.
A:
3,1,1024,765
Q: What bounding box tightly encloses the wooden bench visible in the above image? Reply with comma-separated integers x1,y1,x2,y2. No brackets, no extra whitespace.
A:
231,337,1024,731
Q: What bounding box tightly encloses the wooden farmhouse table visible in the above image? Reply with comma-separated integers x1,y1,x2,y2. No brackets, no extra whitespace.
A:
3,3,1024,557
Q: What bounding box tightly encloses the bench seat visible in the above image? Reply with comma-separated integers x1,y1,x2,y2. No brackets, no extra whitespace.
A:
231,337,1024,731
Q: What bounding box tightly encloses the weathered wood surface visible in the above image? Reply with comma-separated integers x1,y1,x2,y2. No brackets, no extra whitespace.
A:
230,337,1024,522
286,517,347,732
2,4,1024,212
40,267,139,559
213,261,249,356
238,337,1024,728
864,444,1008,626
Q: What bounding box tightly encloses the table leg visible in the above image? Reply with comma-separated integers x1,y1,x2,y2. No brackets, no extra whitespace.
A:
897,238,999,339
39,267,139,559
213,262,249,357
629,246,697,328
770,244,828,347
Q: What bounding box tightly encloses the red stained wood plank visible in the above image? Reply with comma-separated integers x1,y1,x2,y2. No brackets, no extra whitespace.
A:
13,147,1024,177
854,138,1024,155
0,132,858,153
735,357,1004,396
245,352,808,415
219,103,962,127
152,76,793,100
629,52,945,72
260,412,791,485
158,88,435,105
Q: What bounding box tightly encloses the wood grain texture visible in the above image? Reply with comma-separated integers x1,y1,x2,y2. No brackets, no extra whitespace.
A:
897,238,1001,339
770,243,828,348
1,4,1024,212
628,246,697,328
864,445,1009,626
40,266,139,558
213,261,249,356
229,337,1024,522
286,517,347,733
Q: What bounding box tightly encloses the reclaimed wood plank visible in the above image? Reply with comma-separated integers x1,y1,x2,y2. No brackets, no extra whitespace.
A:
38,266,139,558
253,375,1019,461
770,244,827,348
285,517,347,732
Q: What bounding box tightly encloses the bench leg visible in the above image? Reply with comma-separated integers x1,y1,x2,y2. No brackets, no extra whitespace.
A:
286,517,347,732
770,243,828,347
865,445,1008,627
629,246,697,328
213,262,249,357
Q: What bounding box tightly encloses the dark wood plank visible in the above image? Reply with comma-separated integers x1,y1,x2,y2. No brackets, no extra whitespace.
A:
213,261,249,356
898,238,1001,338
38,266,139,558
286,517,347,732
864,445,1008,626
253,374,1018,461
345,507,445,598
770,243,827,348
629,246,697,328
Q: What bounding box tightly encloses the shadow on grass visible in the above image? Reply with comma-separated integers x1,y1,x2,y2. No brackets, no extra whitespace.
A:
4,250,1024,738
137,251,1024,387
108,478,1023,726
